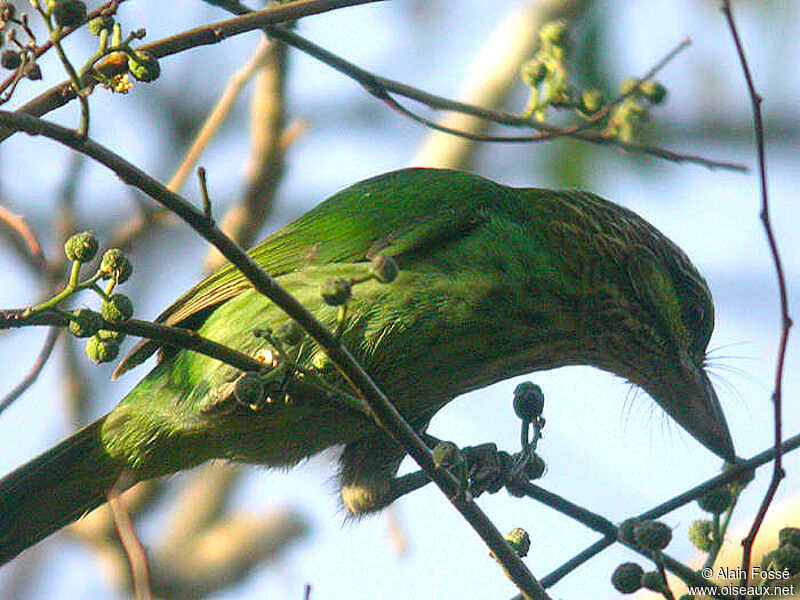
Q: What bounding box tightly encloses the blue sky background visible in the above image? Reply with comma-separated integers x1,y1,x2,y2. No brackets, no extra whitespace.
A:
1,1,799,598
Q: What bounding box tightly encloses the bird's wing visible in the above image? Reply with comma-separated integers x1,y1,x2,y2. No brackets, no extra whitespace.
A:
114,168,502,378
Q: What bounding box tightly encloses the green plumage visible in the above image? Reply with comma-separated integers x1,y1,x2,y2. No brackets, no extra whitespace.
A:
0,168,734,565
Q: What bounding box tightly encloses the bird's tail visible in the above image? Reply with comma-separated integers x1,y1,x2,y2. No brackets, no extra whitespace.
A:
0,416,126,566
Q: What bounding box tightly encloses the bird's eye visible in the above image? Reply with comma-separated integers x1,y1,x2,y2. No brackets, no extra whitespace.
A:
688,303,704,326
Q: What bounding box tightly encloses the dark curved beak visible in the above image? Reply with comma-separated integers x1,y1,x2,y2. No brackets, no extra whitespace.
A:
648,368,735,462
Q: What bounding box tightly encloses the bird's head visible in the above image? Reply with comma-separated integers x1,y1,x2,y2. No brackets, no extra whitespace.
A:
530,191,735,461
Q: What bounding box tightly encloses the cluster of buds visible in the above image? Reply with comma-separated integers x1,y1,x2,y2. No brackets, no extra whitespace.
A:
603,78,668,143
1,2,42,81
519,19,669,144
62,232,135,364
612,518,674,593
520,20,573,121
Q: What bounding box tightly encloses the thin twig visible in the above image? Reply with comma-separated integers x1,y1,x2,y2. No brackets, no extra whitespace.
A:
0,109,550,600
0,327,60,415
108,479,152,600
263,26,747,172
167,38,274,194
0,204,50,277
0,0,386,143
0,309,266,375
721,1,792,588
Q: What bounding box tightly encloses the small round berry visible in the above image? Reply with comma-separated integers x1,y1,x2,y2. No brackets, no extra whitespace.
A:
633,520,672,551
579,88,603,114
320,278,351,306
523,453,546,480
539,20,568,47
88,14,114,36
617,518,640,545
512,381,544,421
688,520,713,552
64,231,99,263
698,486,733,515
53,0,87,28
127,50,160,83
611,562,643,594
233,372,265,407
504,527,530,557
779,527,800,550
432,441,460,470
25,62,42,81
85,334,120,363
640,80,667,105
101,293,134,323
99,249,133,283
369,254,399,284
521,60,548,87
1,49,21,70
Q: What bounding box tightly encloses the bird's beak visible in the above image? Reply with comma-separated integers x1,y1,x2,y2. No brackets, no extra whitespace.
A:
646,368,735,462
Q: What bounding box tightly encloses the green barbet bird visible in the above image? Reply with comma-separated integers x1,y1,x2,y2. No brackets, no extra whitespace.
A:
0,168,734,564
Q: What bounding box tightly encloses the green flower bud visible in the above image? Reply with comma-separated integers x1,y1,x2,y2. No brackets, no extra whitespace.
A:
761,546,800,576
233,372,265,408
64,231,99,263
101,293,133,323
68,308,103,338
640,79,667,105
98,328,126,343
688,520,713,552
611,562,643,594
617,518,640,545
100,249,133,283
320,278,351,306
504,527,530,557
1,49,21,70
53,0,86,28
780,527,800,549
521,60,548,87
128,50,160,83
698,486,733,514
25,62,42,81
523,453,546,480
432,441,460,470
88,14,114,36
512,381,544,421
0,1,16,21
641,570,664,592
86,334,120,364
633,520,672,551
539,20,568,47
579,88,603,114
369,254,399,284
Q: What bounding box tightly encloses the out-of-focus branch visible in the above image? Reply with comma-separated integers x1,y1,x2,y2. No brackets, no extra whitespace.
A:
204,36,290,270
412,0,589,169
